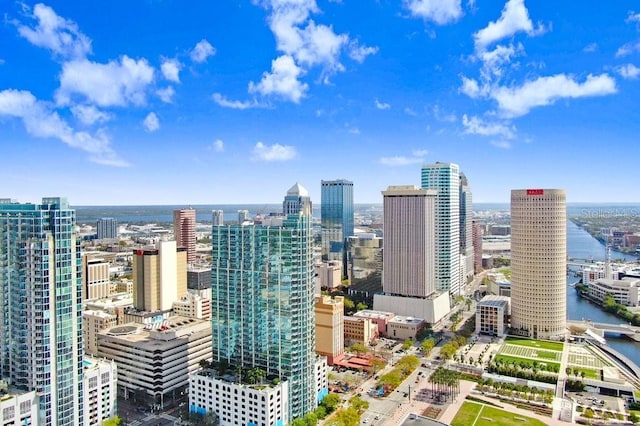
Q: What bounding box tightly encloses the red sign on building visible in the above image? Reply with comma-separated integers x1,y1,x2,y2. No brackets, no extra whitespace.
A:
526,189,544,195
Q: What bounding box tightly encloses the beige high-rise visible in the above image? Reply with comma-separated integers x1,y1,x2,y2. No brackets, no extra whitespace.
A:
510,189,566,339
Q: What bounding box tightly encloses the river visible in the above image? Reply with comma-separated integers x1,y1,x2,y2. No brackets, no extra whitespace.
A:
566,220,640,366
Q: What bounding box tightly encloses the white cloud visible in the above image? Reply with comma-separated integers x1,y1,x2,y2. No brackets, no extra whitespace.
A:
583,43,598,53
56,56,155,107
413,149,428,157
404,0,463,25
379,156,424,166
473,0,545,51
626,11,640,24
462,114,515,139
432,105,457,122
478,43,524,81
70,104,111,126
348,43,378,63
404,107,418,116
212,93,260,109
161,59,182,83
252,142,297,161
16,3,91,59
212,139,224,152
348,127,360,135
616,42,640,58
459,76,486,98
375,99,390,110
491,140,511,149
249,55,308,103
492,73,617,118
0,89,127,166
143,112,160,132
190,39,216,63
156,86,175,103
616,64,640,79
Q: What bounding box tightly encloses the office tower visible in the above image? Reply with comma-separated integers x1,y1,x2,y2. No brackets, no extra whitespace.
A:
211,188,317,419
173,208,196,264
459,173,474,283
96,217,118,240
212,209,224,226
237,209,249,224
283,182,312,215
132,240,187,312
510,189,567,339
314,295,344,365
421,162,461,295
348,234,383,280
0,197,84,425
472,220,483,273
82,256,111,300
381,186,437,297
320,179,354,276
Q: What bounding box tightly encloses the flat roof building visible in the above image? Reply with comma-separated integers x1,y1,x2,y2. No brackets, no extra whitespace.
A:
476,295,510,336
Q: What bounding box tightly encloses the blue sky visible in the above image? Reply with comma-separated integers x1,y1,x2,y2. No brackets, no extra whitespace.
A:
1,0,639,205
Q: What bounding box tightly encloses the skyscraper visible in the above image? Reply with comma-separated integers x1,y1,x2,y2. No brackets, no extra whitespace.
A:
96,217,118,240
421,163,461,295
459,173,474,283
133,240,187,312
211,187,317,419
283,182,312,215
212,209,224,226
173,208,196,263
381,185,437,298
0,197,84,425
320,179,354,274
510,189,567,339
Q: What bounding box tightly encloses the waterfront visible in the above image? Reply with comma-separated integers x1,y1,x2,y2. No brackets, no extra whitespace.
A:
566,219,640,367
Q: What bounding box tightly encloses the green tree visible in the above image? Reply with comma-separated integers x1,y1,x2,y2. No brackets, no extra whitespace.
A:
421,338,435,355
356,302,368,311
304,411,319,426
314,405,327,419
370,358,386,373
347,343,368,355
402,339,413,350
603,295,617,313
291,419,307,426
349,395,369,413
343,298,355,312
321,393,342,414
101,417,123,426
330,408,360,426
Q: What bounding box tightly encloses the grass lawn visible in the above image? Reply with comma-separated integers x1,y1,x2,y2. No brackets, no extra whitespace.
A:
571,367,600,379
505,337,564,352
494,354,560,370
451,401,483,426
535,351,560,360
452,401,548,426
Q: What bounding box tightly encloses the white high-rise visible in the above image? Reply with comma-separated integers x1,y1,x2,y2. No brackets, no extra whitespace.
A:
421,162,461,295
510,189,566,339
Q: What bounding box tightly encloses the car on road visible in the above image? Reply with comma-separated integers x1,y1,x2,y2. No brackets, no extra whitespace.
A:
374,415,380,420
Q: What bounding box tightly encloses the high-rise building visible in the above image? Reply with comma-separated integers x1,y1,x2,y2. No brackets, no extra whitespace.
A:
82,256,111,300
373,187,450,324
96,217,118,240
314,295,344,365
283,182,312,215
173,208,196,263
212,209,224,226
320,179,354,275
459,173,474,283
510,189,566,339
0,197,84,425
421,162,461,295
211,187,318,419
381,185,437,298
132,240,187,312
82,356,117,426
237,209,250,224
472,220,483,274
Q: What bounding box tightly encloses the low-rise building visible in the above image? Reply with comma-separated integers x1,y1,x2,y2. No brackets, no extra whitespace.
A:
83,310,118,356
352,310,395,336
172,292,211,320
589,277,640,307
476,295,510,336
0,383,38,426
315,261,342,290
82,356,118,426
97,316,212,409
387,316,424,340
343,316,378,346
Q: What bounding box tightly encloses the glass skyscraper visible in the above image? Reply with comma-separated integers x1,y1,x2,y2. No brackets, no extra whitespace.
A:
421,163,461,295
320,179,354,273
0,197,84,425
210,203,316,419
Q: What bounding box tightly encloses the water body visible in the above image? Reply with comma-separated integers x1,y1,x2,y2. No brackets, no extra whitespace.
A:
566,220,640,366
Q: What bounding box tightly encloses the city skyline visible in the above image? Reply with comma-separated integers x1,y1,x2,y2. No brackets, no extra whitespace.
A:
2,1,640,205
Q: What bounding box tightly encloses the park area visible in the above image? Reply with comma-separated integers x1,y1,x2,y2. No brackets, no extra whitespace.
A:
451,401,548,426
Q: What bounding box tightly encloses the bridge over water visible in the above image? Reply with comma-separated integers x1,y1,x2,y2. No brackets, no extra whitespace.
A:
568,320,640,342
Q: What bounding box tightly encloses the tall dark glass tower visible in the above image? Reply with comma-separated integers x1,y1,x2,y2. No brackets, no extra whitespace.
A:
320,179,354,276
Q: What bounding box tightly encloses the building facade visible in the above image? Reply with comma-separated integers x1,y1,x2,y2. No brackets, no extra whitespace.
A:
472,220,483,274
475,295,510,336
283,182,312,215
96,217,118,240
315,261,342,291
0,197,84,425
82,357,117,426
510,189,566,339
173,209,196,264
132,241,187,312
320,179,354,273
83,256,111,300
343,317,378,346
0,385,38,426
173,292,211,320
348,233,382,280
211,204,318,419
421,162,461,295
315,296,344,365
212,210,224,226
588,277,640,307
83,310,118,356
386,316,425,340
459,173,474,283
